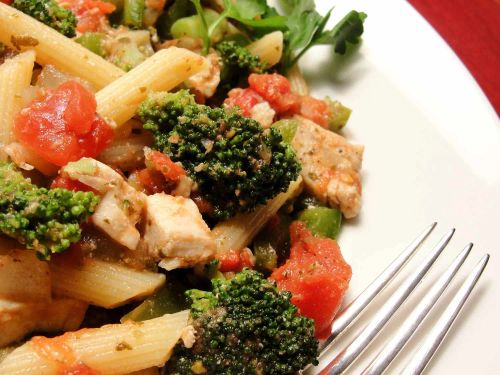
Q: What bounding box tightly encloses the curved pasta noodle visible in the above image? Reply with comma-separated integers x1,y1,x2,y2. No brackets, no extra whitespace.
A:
0,50,35,158
0,311,189,375
212,177,303,253
95,47,208,129
287,63,309,96
0,3,124,89
50,258,166,308
247,31,284,68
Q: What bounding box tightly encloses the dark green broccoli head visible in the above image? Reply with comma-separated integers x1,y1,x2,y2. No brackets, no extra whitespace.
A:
12,0,77,37
215,40,268,97
139,90,301,220
167,269,319,374
0,163,100,259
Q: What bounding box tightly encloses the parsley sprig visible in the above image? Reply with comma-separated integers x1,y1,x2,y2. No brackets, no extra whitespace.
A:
190,0,366,71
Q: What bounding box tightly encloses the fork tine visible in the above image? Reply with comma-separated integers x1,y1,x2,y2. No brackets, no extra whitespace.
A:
320,222,437,353
361,243,473,375
319,228,455,375
401,254,490,375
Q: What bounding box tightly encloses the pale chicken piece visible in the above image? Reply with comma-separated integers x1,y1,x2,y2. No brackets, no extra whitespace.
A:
61,158,146,249
291,116,364,218
250,101,276,128
0,298,87,347
62,157,124,192
143,193,215,270
185,52,221,98
92,187,146,250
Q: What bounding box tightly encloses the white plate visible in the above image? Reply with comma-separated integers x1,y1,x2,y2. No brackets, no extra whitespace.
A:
302,1,500,374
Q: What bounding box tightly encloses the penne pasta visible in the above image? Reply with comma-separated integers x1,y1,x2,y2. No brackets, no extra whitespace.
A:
0,311,189,375
0,50,35,158
50,257,165,308
95,47,208,129
0,3,124,89
287,63,309,96
247,31,284,67
212,177,303,253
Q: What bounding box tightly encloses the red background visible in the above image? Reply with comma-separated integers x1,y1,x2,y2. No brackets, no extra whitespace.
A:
408,0,500,116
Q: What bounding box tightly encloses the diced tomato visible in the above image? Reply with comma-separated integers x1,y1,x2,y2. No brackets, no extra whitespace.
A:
146,150,186,182
298,95,330,128
0,0,12,4
217,249,254,273
191,193,215,216
14,80,113,167
137,168,170,194
61,0,115,33
248,73,300,114
63,363,101,375
50,176,95,193
270,221,352,339
224,88,264,117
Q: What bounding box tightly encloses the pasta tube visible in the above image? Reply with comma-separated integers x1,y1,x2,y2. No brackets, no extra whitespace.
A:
50,258,165,308
0,3,124,89
0,50,35,157
212,177,303,253
247,31,284,67
95,47,208,129
0,311,189,375
287,63,309,96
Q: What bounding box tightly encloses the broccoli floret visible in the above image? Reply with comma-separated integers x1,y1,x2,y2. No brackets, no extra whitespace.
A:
215,40,268,96
166,269,319,374
12,0,77,37
0,163,100,259
138,90,301,219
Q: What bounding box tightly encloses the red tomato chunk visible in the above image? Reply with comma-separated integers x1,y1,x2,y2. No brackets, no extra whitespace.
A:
146,150,186,183
217,249,254,273
226,73,334,129
62,0,115,33
224,88,264,117
248,73,300,114
14,80,113,167
270,221,352,339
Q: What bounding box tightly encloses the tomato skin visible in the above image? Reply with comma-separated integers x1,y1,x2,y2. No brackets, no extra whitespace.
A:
146,150,186,182
62,0,115,33
270,221,351,338
51,176,95,192
224,88,264,117
63,363,101,375
217,249,254,273
14,80,113,167
248,73,300,114
298,95,329,128
137,168,170,195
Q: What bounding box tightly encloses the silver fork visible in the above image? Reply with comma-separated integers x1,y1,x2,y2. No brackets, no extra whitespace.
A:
314,222,490,375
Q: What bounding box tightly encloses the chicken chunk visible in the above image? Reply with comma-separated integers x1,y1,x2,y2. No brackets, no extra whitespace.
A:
291,116,364,218
61,158,146,249
143,193,215,270
185,52,221,98
0,298,87,347
250,101,276,128
92,187,145,250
